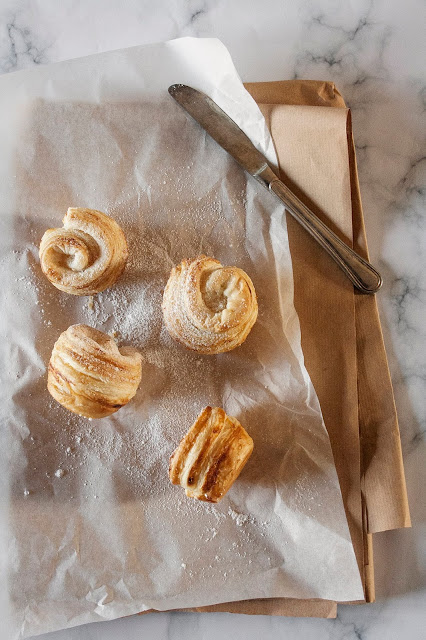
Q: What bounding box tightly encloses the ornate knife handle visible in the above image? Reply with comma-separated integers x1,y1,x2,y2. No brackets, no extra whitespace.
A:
266,175,382,294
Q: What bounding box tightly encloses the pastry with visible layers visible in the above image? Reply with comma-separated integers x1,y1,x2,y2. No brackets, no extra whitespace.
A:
162,255,258,354
169,406,254,503
48,324,142,419
39,207,128,295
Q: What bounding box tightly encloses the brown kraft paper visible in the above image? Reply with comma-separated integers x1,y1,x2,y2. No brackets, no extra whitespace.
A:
245,79,410,536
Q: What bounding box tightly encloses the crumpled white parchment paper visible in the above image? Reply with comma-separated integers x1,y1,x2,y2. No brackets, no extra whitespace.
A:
0,38,363,639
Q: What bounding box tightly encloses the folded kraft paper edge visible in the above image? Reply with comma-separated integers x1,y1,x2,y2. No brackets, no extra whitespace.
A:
138,79,410,620
347,110,411,535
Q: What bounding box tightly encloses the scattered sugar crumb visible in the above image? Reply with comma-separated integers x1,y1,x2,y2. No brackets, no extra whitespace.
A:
228,507,248,526
54,469,65,478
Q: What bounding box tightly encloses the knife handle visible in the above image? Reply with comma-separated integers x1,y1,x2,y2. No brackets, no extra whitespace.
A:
268,178,382,294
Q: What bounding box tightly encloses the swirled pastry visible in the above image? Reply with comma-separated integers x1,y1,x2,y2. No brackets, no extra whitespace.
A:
39,208,128,295
169,406,254,503
48,324,142,419
162,256,258,354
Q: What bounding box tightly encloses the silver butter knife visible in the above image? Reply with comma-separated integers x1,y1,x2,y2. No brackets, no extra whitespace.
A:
168,83,382,294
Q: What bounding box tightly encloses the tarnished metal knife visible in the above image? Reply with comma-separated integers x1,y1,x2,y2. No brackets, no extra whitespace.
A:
168,83,382,294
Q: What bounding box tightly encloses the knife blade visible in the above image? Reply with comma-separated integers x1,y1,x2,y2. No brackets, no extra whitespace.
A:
168,83,382,294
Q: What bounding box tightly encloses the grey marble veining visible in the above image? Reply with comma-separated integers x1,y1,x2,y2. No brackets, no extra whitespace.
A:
0,0,424,639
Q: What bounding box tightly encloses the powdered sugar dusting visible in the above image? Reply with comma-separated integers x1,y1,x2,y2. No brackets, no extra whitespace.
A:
4,95,357,615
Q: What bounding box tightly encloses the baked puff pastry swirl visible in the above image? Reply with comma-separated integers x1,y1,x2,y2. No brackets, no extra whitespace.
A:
162,256,258,354
48,324,142,419
39,208,128,295
169,406,254,503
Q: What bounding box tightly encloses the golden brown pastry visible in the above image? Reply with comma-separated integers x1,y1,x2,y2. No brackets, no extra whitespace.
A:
162,255,258,354
48,324,142,419
169,406,254,503
39,207,128,295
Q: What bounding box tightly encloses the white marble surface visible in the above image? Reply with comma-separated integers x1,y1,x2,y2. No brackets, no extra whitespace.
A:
0,0,424,638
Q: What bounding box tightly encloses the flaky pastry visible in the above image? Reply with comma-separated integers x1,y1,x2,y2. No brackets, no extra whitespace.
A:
39,207,128,295
169,406,254,503
162,255,258,354
48,324,142,419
